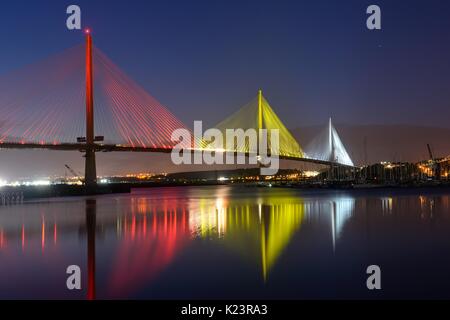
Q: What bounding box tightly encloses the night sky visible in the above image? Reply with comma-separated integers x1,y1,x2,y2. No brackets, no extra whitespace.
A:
0,0,449,179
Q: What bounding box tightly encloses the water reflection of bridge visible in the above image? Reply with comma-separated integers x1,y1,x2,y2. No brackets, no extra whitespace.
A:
108,191,357,288
189,196,306,280
0,190,362,298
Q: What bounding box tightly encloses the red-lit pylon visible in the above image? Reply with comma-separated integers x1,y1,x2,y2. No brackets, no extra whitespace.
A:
84,30,97,189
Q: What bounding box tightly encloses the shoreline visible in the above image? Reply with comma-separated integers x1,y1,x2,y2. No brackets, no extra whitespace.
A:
1,181,450,202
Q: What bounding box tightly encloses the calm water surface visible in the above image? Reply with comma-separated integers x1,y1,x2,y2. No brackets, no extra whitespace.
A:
1,185,450,299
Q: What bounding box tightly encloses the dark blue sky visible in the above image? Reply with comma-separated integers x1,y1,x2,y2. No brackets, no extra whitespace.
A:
1,0,450,129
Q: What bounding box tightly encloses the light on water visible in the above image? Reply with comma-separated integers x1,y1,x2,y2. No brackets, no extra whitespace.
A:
0,185,449,299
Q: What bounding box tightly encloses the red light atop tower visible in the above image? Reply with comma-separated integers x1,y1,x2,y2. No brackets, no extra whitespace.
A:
84,28,91,35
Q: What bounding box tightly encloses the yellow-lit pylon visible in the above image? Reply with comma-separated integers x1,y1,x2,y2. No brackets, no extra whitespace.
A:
258,89,263,130
208,89,304,158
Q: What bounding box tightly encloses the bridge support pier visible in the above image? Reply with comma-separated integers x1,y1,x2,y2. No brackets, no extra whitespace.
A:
328,164,335,182
84,148,97,193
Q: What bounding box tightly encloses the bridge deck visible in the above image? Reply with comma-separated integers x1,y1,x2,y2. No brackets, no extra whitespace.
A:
0,142,356,168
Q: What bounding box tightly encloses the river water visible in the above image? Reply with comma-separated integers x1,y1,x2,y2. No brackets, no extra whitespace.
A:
0,185,449,299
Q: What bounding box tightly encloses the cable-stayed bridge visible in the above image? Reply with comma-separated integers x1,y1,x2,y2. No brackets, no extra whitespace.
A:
303,118,354,167
0,32,355,187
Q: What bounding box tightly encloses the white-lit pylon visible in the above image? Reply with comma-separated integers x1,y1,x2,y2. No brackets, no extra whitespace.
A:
304,118,354,166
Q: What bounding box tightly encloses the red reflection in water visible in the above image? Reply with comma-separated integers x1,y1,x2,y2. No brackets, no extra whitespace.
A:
5,221,59,252
86,199,96,300
21,224,25,251
53,223,57,245
41,216,45,251
0,229,5,249
108,203,191,298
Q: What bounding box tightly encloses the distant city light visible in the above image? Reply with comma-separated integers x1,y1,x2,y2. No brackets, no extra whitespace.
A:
0,179,50,187
303,171,320,177
0,171,168,188
27,180,51,186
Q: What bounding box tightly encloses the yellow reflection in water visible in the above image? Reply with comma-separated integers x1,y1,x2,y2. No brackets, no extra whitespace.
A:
189,190,305,280
260,203,304,281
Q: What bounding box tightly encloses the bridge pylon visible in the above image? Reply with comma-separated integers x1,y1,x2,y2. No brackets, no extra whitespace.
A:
84,29,97,191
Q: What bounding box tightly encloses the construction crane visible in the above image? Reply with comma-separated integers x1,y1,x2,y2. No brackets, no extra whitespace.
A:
64,164,82,180
426,144,441,180
427,143,434,160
